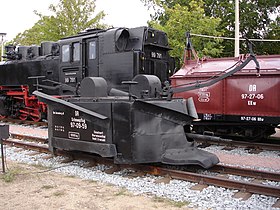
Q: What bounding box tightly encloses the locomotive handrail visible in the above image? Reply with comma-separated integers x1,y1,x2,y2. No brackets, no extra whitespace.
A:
28,76,46,91
41,79,62,85
167,41,260,98
122,81,138,100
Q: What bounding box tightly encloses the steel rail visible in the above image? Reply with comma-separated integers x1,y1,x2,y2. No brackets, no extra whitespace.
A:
3,137,280,198
0,118,47,127
140,166,280,198
211,165,280,182
3,138,49,153
10,133,48,143
189,134,280,151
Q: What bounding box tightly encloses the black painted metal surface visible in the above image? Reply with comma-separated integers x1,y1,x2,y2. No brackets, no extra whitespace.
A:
34,89,219,169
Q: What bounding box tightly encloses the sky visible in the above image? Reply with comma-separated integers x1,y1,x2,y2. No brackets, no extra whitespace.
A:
0,0,153,41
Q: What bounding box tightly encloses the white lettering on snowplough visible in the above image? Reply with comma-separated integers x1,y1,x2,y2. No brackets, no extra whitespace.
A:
92,130,106,142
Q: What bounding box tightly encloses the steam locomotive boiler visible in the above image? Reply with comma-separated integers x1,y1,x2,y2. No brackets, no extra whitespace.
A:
0,26,174,121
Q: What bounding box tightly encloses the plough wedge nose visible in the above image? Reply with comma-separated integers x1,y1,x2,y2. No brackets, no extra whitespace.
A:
161,148,219,169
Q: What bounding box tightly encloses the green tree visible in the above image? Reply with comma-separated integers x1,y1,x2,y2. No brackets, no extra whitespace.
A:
148,0,223,61
259,16,280,55
13,0,107,45
203,0,280,55
142,0,280,56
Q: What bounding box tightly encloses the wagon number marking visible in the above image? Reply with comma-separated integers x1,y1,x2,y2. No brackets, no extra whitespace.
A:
241,93,264,100
240,84,264,106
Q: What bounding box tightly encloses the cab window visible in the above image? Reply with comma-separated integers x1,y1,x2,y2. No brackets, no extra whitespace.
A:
73,42,80,62
89,41,96,60
62,45,70,62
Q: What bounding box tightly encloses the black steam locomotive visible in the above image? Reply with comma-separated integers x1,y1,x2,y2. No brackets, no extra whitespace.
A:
0,26,219,168
0,27,174,121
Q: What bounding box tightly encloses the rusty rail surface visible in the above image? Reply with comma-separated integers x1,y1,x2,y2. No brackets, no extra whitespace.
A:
191,135,280,151
10,133,48,143
139,166,280,197
210,165,280,182
0,118,47,127
4,138,49,153
3,136,280,198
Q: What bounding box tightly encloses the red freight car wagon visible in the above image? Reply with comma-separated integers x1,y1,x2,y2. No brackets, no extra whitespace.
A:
170,55,280,140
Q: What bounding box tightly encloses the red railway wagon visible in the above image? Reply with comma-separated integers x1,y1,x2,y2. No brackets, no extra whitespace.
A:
170,55,280,140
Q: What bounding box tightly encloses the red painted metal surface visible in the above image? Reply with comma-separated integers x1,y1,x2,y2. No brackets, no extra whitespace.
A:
0,85,47,121
170,55,280,119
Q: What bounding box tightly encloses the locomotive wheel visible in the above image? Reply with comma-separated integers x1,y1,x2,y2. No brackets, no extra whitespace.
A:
18,108,29,121
30,115,41,122
0,115,7,120
30,111,41,122
19,114,28,121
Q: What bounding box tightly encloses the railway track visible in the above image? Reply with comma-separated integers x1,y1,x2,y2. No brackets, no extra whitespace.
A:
145,166,280,198
2,135,280,203
0,118,47,127
187,133,280,152
2,118,279,152
3,138,49,153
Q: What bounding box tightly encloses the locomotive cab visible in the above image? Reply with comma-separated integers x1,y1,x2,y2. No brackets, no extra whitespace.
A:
58,27,175,93
59,37,83,93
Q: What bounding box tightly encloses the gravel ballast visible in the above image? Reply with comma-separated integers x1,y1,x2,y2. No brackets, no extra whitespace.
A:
3,146,280,210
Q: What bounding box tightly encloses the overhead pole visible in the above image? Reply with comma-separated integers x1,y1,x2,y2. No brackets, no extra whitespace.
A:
234,0,240,57
0,33,7,62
